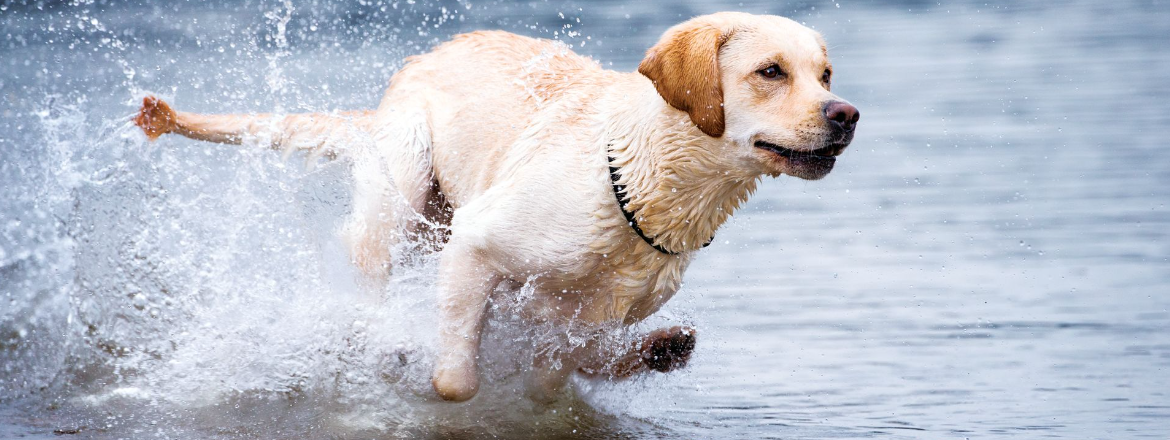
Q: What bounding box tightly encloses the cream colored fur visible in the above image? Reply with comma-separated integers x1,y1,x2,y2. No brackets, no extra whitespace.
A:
133,12,857,403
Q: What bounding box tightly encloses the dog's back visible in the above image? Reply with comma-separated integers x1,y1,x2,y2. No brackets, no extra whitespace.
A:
377,30,615,209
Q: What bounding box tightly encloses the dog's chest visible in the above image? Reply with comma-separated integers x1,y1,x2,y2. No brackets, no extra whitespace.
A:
546,223,695,324
605,250,691,324
529,249,689,325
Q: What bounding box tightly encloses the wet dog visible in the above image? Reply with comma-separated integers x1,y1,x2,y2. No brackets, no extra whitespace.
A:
135,12,858,402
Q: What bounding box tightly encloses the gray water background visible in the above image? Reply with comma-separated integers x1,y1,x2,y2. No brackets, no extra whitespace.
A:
2,0,1169,438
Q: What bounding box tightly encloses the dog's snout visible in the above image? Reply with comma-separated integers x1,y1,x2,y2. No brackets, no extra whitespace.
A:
824,101,860,133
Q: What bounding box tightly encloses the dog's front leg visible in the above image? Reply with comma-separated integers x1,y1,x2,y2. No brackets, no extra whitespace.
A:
578,326,697,379
430,238,501,402
525,343,578,404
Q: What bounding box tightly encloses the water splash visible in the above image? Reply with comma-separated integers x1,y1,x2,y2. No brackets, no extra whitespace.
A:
0,85,672,438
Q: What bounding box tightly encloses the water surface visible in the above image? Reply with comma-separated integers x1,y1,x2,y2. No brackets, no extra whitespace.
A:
2,0,1168,438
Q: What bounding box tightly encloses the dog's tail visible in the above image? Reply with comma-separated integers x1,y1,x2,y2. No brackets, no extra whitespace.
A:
134,96,375,161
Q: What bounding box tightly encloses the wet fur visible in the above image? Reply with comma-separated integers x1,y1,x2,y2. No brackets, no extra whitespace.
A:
134,12,855,402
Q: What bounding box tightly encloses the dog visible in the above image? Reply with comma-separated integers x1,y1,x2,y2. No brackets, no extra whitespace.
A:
134,11,859,402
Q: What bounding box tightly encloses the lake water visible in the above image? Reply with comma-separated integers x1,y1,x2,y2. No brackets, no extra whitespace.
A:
2,0,1168,438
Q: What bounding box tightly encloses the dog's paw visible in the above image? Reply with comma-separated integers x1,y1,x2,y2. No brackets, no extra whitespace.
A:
134,96,177,140
640,326,697,372
431,356,480,402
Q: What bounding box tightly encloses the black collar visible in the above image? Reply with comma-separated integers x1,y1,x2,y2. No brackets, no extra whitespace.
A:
607,154,712,255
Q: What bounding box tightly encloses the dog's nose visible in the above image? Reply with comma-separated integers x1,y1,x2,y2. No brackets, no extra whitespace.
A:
824,101,860,133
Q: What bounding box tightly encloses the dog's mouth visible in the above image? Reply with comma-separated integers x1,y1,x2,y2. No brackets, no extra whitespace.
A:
753,140,846,159
754,140,847,180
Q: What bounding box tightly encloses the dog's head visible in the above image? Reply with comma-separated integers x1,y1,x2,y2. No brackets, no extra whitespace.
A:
640,12,858,180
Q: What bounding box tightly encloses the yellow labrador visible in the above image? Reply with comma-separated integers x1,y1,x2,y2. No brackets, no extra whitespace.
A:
135,12,859,402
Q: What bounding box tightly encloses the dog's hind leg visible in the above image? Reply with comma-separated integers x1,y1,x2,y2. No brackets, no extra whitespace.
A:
135,96,449,281
134,96,374,161
343,105,448,280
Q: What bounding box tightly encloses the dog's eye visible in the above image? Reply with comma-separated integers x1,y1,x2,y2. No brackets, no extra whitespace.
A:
758,65,783,79
822,69,832,85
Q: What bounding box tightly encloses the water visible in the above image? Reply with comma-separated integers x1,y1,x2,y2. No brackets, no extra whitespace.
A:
2,0,1169,438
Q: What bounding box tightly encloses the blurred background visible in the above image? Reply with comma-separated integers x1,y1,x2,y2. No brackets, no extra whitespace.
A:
2,0,1168,438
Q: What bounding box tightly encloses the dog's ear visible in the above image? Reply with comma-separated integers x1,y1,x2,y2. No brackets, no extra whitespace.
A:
639,20,733,138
